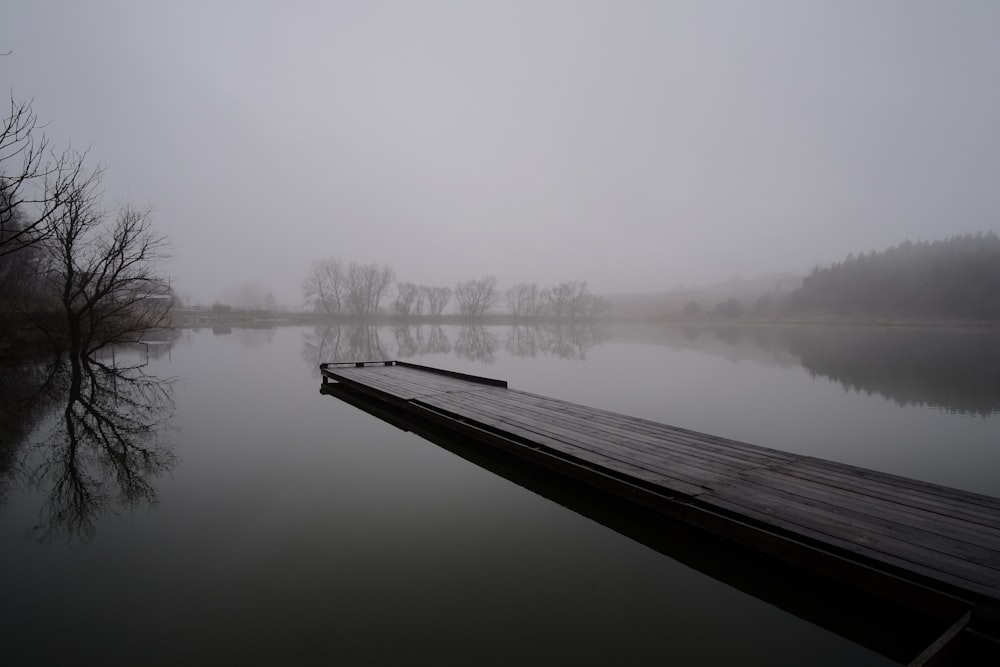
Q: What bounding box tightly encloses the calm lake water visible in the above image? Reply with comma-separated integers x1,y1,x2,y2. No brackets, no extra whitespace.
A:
2,322,997,665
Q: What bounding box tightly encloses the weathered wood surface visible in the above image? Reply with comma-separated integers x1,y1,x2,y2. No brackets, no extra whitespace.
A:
320,361,1000,631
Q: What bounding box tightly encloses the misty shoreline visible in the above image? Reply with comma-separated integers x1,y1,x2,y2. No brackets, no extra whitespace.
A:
166,309,999,331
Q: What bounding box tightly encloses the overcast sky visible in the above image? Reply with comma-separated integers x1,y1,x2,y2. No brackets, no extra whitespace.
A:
5,1,999,305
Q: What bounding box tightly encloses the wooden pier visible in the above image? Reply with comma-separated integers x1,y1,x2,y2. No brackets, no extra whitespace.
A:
320,360,1000,665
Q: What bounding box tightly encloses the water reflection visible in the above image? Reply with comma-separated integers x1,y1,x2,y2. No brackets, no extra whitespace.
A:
617,324,1000,415
786,327,1000,416
394,324,452,357
0,359,63,506
302,321,610,371
5,352,176,542
530,322,608,360
454,325,498,363
301,324,391,373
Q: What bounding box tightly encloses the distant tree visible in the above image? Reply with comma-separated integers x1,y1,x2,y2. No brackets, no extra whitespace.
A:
393,282,422,316
302,257,344,315
454,276,498,317
681,300,701,317
546,281,583,319
787,233,1000,319
505,282,541,319
422,285,452,317
577,292,612,319
753,292,780,317
544,281,607,320
223,281,276,311
534,287,552,317
412,285,425,316
344,262,394,316
713,298,744,318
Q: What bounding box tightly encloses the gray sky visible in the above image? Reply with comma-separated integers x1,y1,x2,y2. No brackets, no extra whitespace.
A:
5,0,999,306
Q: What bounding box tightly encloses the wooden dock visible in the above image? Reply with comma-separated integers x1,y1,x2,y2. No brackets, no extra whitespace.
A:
320,360,1000,665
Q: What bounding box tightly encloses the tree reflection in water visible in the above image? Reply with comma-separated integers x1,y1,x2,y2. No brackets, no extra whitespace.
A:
0,359,63,508
616,324,1000,415
13,352,176,542
302,321,609,369
454,324,498,363
422,325,452,355
301,323,391,374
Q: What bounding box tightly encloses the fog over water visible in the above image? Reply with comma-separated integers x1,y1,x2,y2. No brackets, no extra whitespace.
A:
5,1,1000,305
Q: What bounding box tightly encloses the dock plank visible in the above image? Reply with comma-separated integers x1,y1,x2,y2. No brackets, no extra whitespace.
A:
415,393,720,494
444,388,791,471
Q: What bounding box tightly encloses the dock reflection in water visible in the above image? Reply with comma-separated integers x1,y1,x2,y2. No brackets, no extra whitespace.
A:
322,381,946,665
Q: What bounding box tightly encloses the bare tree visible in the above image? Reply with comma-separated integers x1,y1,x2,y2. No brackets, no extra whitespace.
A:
393,281,422,316
542,281,608,320
302,257,344,315
454,276,498,318
1,95,51,257
412,285,425,316
0,195,47,314
546,281,584,319
344,262,394,316
41,157,172,356
505,282,542,319
578,292,612,319
0,96,86,260
422,285,452,317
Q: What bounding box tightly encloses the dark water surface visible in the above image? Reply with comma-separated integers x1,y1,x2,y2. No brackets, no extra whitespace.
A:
2,322,997,665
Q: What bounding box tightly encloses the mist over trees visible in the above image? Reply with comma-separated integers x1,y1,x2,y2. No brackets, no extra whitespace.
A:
423,286,452,317
218,282,278,312
600,233,999,322
543,281,611,320
300,258,611,322
343,262,394,316
787,233,1000,320
393,282,420,316
505,282,545,319
302,258,395,316
302,258,344,315
454,276,499,317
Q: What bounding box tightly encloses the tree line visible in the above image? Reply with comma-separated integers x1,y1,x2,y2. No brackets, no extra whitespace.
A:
786,233,1000,320
302,257,611,320
668,233,1000,322
1,94,171,359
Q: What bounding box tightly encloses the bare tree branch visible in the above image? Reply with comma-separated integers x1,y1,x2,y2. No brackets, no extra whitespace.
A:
454,276,498,318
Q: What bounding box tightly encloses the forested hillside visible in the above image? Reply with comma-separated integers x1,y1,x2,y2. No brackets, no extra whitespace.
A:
787,233,1000,320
